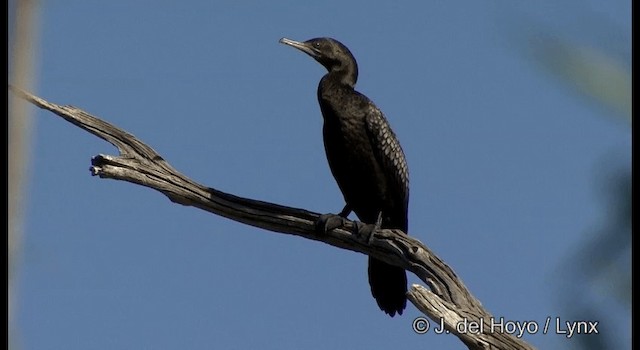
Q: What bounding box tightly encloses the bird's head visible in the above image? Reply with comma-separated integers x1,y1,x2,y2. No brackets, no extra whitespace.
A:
280,37,358,85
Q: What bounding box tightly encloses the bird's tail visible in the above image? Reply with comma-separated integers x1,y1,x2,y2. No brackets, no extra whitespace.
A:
368,257,407,317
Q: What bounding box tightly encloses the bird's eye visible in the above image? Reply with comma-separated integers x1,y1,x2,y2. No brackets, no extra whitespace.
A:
314,42,321,48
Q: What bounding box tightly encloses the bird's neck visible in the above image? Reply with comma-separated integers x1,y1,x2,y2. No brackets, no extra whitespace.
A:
325,62,358,88
318,73,355,104
320,72,356,94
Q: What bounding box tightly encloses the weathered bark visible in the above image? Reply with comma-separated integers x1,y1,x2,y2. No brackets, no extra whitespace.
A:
9,85,535,350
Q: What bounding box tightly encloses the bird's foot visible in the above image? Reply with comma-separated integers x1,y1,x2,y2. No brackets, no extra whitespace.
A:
315,213,347,234
354,212,383,244
353,221,377,244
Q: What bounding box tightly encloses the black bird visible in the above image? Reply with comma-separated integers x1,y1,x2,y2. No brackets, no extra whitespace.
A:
280,37,409,316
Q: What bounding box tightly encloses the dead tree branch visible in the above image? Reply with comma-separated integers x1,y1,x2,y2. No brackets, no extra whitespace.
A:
9,85,535,350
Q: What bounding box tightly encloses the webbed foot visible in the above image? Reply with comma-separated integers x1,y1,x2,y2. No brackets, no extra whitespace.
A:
315,213,348,234
354,212,383,244
315,204,353,234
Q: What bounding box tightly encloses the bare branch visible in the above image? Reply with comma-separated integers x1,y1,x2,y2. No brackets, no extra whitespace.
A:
10,85,535,350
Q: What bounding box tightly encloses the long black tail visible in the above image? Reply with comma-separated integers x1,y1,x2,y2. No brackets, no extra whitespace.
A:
368,257,407,317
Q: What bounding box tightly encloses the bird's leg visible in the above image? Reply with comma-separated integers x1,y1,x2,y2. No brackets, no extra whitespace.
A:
354,211,383,244
315,204,352,234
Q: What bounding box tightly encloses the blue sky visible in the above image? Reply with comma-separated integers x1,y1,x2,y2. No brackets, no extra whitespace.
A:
12,1,630,349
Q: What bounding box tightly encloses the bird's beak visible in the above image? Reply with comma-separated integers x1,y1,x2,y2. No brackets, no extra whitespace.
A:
279,37,319,58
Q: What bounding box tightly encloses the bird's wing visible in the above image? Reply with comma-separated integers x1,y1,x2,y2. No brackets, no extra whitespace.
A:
363,102,410,225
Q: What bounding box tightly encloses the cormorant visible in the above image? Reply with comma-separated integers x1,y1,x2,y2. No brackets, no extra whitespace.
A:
280,37,409,317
